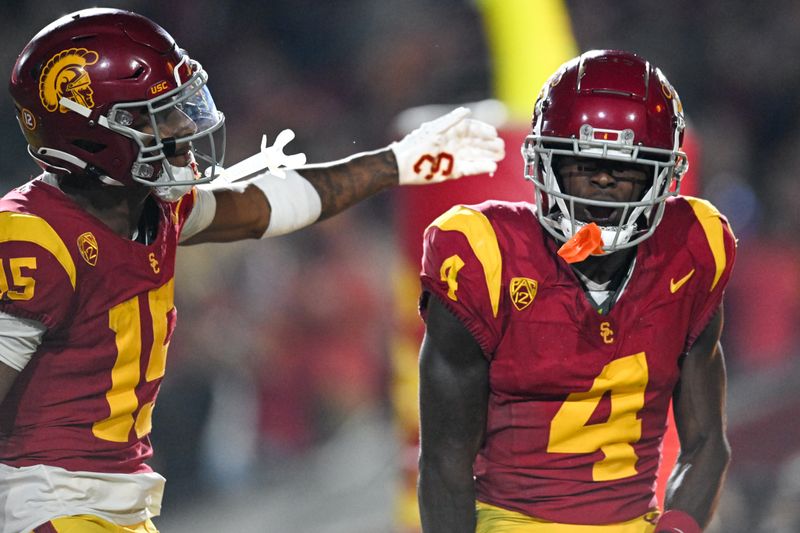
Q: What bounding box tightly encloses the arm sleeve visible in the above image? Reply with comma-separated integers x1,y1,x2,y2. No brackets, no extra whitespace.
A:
0,310,46,371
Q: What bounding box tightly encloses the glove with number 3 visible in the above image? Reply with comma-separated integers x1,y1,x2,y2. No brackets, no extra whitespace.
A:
390,107,505,185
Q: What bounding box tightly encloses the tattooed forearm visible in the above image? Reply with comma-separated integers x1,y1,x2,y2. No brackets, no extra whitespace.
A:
298,148,399,220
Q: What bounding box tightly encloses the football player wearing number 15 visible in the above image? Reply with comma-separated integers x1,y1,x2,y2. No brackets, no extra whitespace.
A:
0,8,504,533
418,50,736,533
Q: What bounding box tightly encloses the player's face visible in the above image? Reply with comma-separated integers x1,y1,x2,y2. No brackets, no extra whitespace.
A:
133,107,198,167
556,156,650,225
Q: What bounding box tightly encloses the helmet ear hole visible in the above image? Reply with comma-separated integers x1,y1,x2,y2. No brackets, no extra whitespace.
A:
123,65,146,80
72,139,106,154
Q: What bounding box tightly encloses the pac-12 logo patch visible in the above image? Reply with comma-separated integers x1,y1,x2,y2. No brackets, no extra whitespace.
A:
509,277,537,311
77,232,98,266
39,48,99,113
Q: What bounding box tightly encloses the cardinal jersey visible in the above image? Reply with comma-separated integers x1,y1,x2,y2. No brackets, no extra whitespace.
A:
0,177,195,474
420,197,736,525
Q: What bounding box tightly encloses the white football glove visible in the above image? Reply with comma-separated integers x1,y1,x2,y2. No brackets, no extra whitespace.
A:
390,106,505,185
210,129,308,183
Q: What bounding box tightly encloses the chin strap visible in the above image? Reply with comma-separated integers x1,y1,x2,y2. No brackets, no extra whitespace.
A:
152,164,198,202
151,154,202,202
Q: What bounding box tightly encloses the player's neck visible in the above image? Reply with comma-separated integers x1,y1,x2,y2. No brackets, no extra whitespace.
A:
571,247,637,285
58,174,151,240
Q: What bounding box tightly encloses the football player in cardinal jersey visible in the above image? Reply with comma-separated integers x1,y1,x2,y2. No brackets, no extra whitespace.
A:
417,50,736,533
0,8,504,533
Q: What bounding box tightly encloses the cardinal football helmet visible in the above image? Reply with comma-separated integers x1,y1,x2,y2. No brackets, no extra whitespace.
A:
9,8,225,188
522,49,688,252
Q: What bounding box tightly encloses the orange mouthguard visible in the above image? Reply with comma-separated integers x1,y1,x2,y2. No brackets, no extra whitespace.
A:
557,222,605,263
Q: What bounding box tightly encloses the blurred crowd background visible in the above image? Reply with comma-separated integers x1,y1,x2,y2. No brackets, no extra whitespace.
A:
1,1,799,531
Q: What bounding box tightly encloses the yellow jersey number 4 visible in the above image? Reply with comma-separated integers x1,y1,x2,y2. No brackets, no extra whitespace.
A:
547,352,648,481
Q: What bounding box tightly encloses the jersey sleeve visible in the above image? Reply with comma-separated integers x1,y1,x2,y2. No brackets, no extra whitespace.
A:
684,197,737,349
420,205,504,356
0,212,77,330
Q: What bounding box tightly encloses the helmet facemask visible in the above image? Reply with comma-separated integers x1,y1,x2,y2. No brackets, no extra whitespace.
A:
523,132,687,252
522,51,689,254
105,56,226,190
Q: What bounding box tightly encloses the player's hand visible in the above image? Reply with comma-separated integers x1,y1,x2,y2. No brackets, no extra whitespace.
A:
390,107,505,185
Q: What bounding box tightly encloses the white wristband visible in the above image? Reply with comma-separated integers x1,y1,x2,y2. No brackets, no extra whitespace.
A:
250,169,322,237
179,186,218,242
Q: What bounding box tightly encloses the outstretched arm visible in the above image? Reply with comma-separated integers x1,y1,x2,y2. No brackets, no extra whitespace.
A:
182,107,503,244
296,148,398,222
180,148,398,243
418,294,489,533
658,305,729,532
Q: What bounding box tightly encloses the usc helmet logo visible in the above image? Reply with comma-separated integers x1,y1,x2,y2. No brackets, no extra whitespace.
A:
39,48,99,113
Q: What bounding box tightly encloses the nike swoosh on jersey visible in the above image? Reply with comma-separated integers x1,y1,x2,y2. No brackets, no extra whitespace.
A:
670,268,696,293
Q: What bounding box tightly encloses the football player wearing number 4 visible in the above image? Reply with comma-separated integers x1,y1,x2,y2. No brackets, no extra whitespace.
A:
418,50,736,533
0,8,504,533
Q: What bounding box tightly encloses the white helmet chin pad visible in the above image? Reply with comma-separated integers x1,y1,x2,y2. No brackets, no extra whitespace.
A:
152,156,200,202
558,215,637,250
